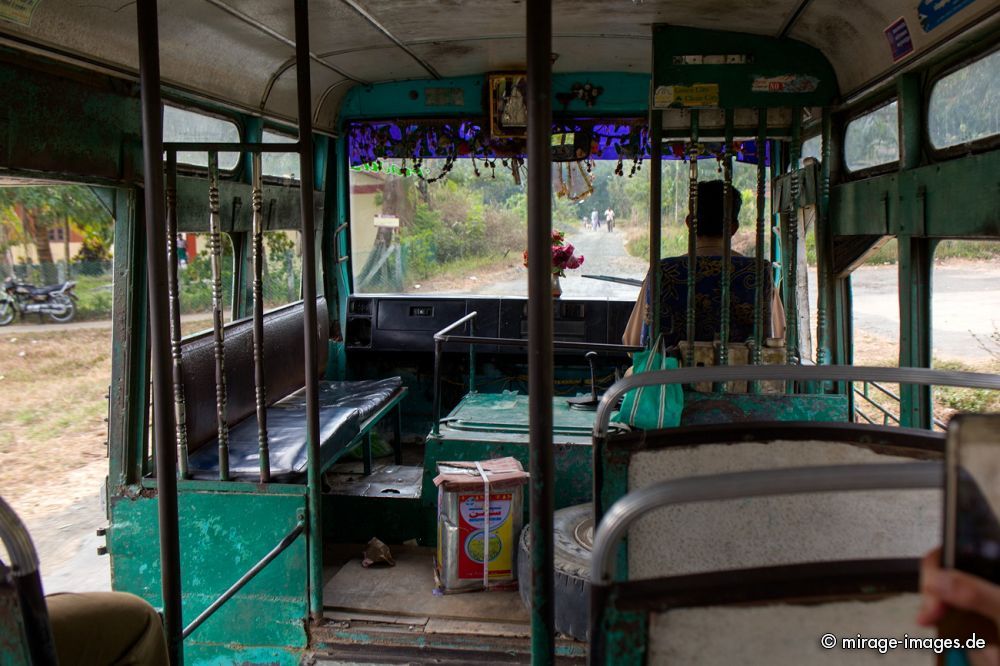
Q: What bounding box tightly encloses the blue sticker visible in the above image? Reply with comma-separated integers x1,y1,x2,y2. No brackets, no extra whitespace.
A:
884,18,915,62
918,0,977,32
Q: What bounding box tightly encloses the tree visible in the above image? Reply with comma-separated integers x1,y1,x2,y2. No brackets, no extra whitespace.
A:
0,185,110,281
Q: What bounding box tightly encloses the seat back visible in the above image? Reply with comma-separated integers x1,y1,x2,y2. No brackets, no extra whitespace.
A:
591,560,931,666
180,298,329,454
604,424,943,580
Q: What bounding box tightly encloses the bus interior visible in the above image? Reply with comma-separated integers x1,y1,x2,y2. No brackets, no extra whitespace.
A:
0,0,999,664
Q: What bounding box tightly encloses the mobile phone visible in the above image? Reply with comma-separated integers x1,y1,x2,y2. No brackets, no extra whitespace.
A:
943,414,1000,582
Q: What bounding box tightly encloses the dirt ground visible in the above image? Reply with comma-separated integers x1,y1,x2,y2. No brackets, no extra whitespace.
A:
0,262,996,593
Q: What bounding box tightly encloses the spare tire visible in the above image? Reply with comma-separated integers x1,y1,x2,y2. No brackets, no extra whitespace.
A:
517,503,592,640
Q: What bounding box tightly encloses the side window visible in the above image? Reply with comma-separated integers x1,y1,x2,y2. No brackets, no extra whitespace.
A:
844,101,899,172
929,51,1000,149
261,231,302,310
800,136,822,164
262,130,300,180
176,232,235,326
163,105,240,169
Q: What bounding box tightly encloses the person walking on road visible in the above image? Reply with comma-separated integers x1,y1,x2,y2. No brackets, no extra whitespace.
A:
604,208,615,232
591,209,599,231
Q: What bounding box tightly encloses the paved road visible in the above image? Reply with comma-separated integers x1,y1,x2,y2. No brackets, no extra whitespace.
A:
3,312,213,334
481,228,998,362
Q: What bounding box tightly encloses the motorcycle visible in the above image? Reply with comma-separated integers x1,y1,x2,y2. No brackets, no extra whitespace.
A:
0,276,78,325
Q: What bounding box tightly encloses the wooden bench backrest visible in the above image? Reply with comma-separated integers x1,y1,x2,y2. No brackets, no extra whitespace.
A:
180,299,329,454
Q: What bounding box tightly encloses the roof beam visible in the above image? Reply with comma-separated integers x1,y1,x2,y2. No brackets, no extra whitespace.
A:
777,0,815,38
337,0,441,79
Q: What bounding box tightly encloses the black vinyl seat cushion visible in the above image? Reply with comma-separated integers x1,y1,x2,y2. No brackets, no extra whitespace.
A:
187,377,404,483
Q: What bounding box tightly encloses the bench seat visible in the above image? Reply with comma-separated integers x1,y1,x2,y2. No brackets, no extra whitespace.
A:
188,377,405,482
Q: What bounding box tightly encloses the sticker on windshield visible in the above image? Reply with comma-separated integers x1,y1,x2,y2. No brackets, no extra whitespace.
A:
884,17,915,62
918,0,977,32
0,0,41,26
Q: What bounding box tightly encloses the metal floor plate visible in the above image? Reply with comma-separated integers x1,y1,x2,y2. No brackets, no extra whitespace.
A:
324,463,423,498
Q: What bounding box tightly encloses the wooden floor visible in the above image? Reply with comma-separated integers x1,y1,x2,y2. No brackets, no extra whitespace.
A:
322,545,531,637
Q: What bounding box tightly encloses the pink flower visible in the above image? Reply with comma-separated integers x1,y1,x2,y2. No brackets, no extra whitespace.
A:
526,229,583,276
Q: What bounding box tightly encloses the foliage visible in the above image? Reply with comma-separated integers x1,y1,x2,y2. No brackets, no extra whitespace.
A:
74,236,112,270
934,360,1000,415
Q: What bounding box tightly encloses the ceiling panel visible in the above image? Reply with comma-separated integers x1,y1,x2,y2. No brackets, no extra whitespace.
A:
264,63,347,129
211,0,396,64
791,0,999,95
0,0,995,130
318,45,428,83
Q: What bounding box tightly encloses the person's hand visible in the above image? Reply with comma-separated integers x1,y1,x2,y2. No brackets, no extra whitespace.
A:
919,548,1000,666
919,548,1000,627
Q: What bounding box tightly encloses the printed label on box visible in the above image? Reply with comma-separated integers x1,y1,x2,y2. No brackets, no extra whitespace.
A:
457,493,514,579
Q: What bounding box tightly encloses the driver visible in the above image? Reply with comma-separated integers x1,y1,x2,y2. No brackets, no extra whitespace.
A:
623,180,784,348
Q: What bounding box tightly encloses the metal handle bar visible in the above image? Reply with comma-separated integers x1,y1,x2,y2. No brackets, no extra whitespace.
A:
591,461,943,584
0,496,58,665
431,311,642,435
594,365,1000,439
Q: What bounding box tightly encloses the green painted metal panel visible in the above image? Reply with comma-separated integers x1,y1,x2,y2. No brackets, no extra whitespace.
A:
681,392,849,424
108,189,149,490
831,151,1000,239
338,73,651,122
182,643,301,666
423,393,596,543
595,598,647,666
0,50,141,182
108,490,309,657
0,583,30,666
652,26,838,109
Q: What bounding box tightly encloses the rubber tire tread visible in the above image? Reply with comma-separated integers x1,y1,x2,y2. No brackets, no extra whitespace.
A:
517,503,592,640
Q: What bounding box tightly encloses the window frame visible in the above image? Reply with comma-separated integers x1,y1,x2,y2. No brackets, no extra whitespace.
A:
925,45,1000,158
261,126,302,184
842,97,901,177
162,102,243,173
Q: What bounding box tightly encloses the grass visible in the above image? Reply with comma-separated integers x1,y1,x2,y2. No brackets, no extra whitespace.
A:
0,327,111,522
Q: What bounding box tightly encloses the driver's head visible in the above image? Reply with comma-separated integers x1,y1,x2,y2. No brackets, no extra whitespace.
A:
686,180,742,237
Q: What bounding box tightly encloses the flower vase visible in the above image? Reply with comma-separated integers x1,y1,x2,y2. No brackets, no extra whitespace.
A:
551,274,562,298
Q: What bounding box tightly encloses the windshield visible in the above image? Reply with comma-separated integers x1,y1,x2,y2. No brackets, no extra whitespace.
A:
349,148,769,300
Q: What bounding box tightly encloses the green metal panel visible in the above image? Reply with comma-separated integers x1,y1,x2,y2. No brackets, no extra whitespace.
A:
0,49,141,182
338,72,651,122
831,151,1000,239
108,189,149,491
181,643,301,666
652,26,838,109
108,490,309,659
681,392,849,424
594,598,647,666
0,584,30,666
422,393,595,543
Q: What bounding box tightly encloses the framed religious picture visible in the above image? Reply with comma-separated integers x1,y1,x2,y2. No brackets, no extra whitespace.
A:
488,73,528,138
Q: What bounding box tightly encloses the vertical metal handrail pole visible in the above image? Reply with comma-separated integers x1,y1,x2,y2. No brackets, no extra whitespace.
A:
685,111,700,369
294,0,324,621
165,152,189,478
526,0,555,661
208,152,230,480
785,109,802,393
649,110,663,345
251,152,270,484
135,0,182,661
433,336,442,436
816,110,832,368
468,316,477,393
717,109,735,392
751,111,767,393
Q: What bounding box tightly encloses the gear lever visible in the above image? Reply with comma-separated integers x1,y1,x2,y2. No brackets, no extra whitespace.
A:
567,351,600,411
